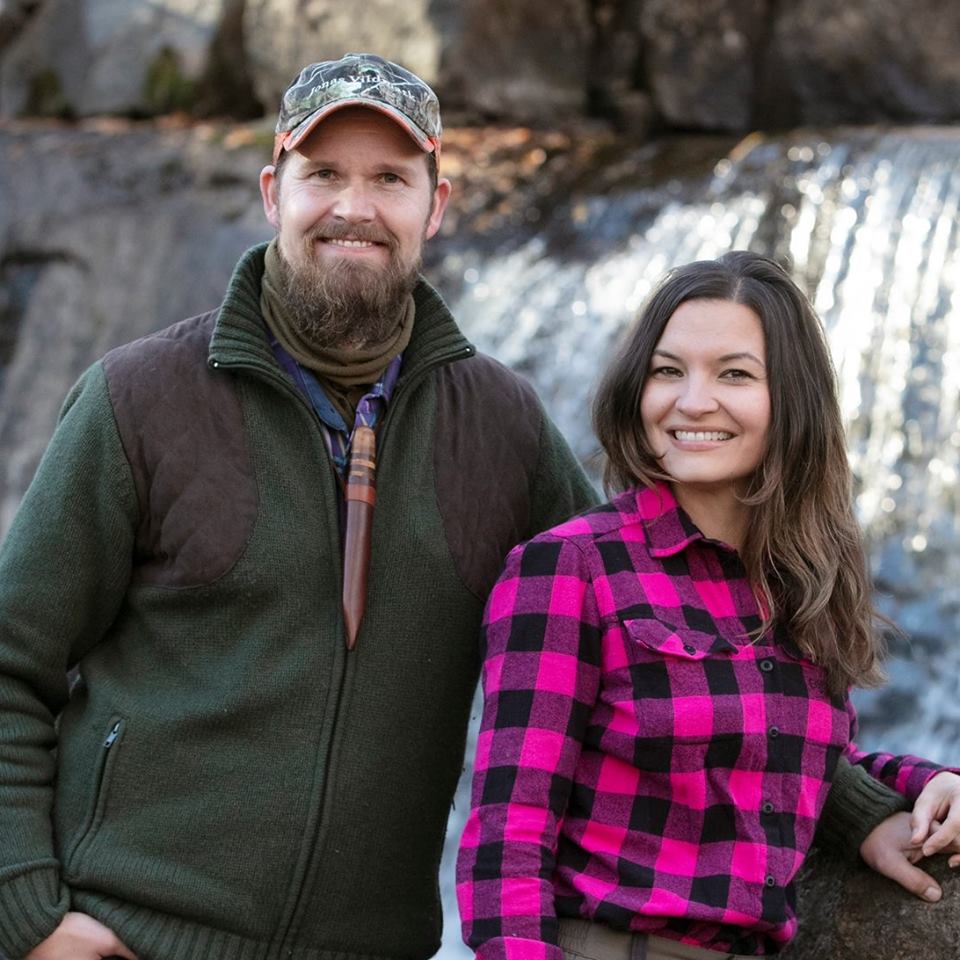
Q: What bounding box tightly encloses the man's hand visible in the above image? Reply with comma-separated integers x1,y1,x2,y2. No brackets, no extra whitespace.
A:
860,810,960,902
25,911,137,960
911,770,960,858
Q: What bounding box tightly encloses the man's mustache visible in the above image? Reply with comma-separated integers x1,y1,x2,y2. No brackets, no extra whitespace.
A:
305,222,397,249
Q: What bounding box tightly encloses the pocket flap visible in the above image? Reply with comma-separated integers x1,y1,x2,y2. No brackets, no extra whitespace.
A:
622,619,735,659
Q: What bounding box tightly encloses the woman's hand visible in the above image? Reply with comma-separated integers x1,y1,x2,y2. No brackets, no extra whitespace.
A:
25,911,137,960
910,770,960,857
860,810,960,902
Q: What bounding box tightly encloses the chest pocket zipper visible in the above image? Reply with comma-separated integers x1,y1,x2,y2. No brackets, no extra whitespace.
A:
64,717,125,871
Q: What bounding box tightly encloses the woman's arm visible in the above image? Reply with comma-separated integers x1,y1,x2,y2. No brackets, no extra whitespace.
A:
456,536,602,960
838,700,960,899
842,698,956,802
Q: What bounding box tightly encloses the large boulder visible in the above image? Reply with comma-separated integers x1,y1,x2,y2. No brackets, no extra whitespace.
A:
0,123,271,530
243,0,592,125
786,847,960,958
764,0,960,126
638,0,764,131
0,0,248,118
437,0,592,122
3,1,960,130
634,0,960,130
242,0,444,120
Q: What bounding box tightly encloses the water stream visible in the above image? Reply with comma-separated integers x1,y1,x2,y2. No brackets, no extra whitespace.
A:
434,125,960,957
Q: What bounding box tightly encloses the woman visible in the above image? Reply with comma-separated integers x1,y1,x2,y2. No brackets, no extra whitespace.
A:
457,252,959,960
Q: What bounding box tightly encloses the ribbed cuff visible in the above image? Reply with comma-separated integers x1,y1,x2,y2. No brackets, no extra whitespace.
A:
0,864,69,959
815,761,910,858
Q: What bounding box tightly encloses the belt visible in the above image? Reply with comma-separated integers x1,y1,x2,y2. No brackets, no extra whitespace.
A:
557,917,763,960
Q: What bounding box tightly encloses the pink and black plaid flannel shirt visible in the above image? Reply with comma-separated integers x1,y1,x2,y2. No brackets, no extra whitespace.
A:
456,482,942,958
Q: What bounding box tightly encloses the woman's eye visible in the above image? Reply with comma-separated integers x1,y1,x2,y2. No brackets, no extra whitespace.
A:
721,368,753,381
651,365,683,378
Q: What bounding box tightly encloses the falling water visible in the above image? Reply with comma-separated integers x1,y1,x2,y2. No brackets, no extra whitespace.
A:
434,126,960,958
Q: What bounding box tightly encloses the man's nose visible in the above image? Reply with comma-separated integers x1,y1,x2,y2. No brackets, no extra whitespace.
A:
330,182,376,221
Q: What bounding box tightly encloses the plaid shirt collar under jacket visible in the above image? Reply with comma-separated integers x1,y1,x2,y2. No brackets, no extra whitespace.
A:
456,482,939,960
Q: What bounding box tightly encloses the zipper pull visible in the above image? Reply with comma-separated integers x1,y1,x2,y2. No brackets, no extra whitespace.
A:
104,721,121,748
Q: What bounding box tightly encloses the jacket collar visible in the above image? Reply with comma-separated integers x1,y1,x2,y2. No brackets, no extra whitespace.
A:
208,242,474,379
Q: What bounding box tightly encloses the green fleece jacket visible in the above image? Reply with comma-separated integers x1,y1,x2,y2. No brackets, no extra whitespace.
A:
0,245,905,960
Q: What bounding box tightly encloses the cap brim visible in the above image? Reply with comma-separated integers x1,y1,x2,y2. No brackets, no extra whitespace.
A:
274,99,437,163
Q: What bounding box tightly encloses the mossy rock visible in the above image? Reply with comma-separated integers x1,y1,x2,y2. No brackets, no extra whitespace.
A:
143,47,198,115
24,69,72,119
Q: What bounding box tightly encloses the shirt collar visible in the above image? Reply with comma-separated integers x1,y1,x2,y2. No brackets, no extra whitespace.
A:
631,482,709,558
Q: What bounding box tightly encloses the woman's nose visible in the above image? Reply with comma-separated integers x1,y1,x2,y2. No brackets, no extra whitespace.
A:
675,375,720,416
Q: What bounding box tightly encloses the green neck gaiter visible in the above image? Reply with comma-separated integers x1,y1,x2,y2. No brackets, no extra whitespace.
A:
260,239,413,424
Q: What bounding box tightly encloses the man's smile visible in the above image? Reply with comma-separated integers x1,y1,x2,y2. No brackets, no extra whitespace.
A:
324,237,378,248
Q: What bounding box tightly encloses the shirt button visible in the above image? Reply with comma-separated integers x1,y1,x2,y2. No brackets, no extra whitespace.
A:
759,659,774,672
683,644,696,655
768,725,780,738
762,801,775,814
765,875,776,888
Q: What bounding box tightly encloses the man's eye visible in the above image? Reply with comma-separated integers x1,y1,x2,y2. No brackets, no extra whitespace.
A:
380,172,402,184
312,169,335,180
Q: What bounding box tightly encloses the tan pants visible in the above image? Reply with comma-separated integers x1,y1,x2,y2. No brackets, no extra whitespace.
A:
558,917,763,960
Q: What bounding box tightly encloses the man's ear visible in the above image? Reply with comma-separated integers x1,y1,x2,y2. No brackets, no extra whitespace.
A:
260,165,280,229
424,178,452,240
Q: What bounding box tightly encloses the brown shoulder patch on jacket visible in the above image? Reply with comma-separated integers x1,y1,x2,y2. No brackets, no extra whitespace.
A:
102,311,257,588
433,354,543,599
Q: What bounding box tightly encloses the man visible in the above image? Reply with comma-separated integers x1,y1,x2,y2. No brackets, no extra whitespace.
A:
0,53,948,960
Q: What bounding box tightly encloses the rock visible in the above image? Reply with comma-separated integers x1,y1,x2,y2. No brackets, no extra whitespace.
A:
242,0,445,122
0,0,37,50
0,0,230,118
437,0,592,123
0,122,271,531
786,846,960,958
4,1,960,131
764,0,960,126
636,0,960,131
243,0,592,126
637,0,767,131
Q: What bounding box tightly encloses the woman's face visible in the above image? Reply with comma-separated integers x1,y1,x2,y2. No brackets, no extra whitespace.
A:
640,298,771,499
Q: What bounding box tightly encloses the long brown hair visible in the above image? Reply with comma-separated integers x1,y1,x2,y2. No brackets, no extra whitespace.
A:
593,251,885,694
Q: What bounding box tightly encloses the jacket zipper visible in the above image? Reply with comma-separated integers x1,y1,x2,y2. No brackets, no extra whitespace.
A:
210,342,473,957
65,717,125,872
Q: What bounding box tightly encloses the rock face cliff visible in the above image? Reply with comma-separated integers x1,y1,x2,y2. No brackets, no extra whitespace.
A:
0,123,271,530
2,0,959,131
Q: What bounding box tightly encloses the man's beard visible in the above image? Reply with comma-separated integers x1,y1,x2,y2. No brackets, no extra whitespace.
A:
275,223,421,349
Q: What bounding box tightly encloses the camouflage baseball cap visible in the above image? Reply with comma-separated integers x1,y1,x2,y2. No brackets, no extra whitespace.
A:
273,53,442,164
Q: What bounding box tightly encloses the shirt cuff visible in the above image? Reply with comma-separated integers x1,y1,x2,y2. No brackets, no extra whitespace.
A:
476,936,566,960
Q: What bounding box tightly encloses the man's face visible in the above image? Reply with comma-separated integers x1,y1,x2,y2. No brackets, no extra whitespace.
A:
259,107,450,346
